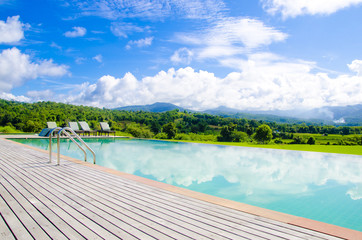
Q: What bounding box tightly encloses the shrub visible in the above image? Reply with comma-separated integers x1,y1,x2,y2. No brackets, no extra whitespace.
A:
291,136,307,144
307,137,316,145
174,133,191,140
0,125,20,133
231,131,248,142
125,123,154,138
154,132,168,139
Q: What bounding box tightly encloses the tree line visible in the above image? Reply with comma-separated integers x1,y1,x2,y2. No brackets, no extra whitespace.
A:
0,99,361,145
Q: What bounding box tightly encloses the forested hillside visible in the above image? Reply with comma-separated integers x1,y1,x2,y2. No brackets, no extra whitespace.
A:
0,99,361,145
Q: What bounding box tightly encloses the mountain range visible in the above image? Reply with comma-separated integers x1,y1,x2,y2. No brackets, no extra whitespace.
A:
115,102,362,125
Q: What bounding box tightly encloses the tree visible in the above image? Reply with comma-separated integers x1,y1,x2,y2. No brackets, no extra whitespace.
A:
231,131,248,142
253,124,272,144
162,122,177,139
217,123,236,142
307,137,316,145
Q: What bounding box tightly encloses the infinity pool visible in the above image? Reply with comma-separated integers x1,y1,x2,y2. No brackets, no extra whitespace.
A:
12,138,362,231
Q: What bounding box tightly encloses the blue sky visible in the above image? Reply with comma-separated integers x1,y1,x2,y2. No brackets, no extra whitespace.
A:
1,0,362,111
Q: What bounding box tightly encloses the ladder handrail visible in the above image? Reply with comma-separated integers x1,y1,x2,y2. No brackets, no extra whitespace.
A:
48,127,96,165
49,127,62,163
59,127,96,164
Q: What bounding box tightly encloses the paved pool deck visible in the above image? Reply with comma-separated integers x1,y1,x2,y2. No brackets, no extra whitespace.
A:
0,135,361,239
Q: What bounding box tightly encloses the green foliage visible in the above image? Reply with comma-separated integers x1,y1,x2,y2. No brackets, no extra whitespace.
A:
291,136,307,144
253,124,273,144
125,123,154,138
231,131,248,142
217,123,236,142
0,99,361,148
154,132,168,139
175,133,217,142
0,125,20,133
307,137,316,145
162,122,177,139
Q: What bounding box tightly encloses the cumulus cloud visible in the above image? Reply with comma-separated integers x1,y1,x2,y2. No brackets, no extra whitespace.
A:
65,57,362,110
0,92,30,102
171,48,193,64
0,15,27,44
0,47,69,92
126,37,154,49
64,26,87,37
262,0,362,18
348,59,362,76
66,0,225,20
175,17,287,60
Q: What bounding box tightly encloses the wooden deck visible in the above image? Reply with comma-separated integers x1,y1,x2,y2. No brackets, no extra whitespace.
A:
0,136,360,239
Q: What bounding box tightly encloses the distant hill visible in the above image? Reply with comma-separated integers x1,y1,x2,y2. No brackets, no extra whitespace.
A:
115,102,362,125
114,102,186,112
205,104,362,125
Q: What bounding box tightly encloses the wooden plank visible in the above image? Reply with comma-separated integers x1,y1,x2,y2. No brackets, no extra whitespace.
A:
0,209,16,240
0,181,50,239
1,158,136,240
1,177,69,240
0,165,88,240
4,155,208,240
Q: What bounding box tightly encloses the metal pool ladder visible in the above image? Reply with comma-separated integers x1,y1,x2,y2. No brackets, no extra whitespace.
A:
48,127,96,165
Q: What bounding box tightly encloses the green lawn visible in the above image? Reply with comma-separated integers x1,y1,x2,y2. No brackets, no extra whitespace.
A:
169,139,362,155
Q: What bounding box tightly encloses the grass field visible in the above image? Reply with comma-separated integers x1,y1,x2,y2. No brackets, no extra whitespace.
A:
169,137,362,156
287,133,358,145
207,142,362,155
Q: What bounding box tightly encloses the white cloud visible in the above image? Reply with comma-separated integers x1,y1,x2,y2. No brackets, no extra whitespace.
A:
175,17,287,60
0,16,27,44
67,0,225,20
75,57,87,64
110,22,145,38
0,92,30,102
0,47,69,92
171,48,193,64
92,54,103,63
262,0,362,18
26,90,54,101
64,26,87,38
65,57,362,110
348,59,362,76
126,37,154,49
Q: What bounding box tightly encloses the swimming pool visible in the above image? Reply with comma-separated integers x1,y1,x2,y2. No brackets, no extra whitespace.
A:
12,137,362,231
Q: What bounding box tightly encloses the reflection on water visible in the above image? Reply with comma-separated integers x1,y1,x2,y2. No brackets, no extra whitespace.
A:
12,138,362,231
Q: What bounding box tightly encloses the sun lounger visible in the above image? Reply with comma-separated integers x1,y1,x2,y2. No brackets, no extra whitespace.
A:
98,122,116,136
68,122,85,135
47,122,57,128
78,121,97,136
38,128,52,137
40,122,58,137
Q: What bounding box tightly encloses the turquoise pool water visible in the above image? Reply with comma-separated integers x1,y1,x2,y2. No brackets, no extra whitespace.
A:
12,138,362,231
